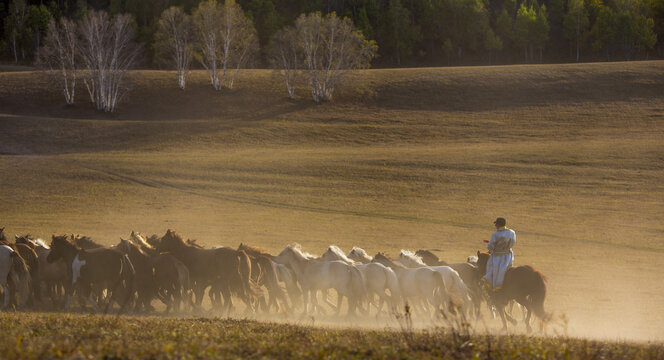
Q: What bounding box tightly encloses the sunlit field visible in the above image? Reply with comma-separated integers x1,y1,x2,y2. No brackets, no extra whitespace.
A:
1,61,663,357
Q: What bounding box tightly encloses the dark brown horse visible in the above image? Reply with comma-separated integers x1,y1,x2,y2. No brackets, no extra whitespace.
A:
117,238,194,314
157,230,254,314
116,239,156,312
47,235,135,313
238,243,291,313
152,252,193,314
476,251,549,332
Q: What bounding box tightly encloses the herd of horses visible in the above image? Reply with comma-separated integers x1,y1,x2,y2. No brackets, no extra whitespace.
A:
0,226,549,332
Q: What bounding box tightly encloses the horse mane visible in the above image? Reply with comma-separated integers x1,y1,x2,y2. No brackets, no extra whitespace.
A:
33,238,50,249
349,247,369,258
15,234,37,248
145,234,161,247
130,231,154,250
71,234,103,249
284,243,317,260
161,229,186,246
186,239,204,248
238,243,274,258
323,245,356,264
119,239,147,257
374,252,406,269
53,234,81,251
399,250,427,266
416,249,438,261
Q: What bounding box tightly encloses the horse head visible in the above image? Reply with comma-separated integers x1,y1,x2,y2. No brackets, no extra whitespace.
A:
398,250,426,268
0,227,6,242
47,234,77,263
15,234,37,249
476,251,490,276
158,229,187,253
415,249,440,266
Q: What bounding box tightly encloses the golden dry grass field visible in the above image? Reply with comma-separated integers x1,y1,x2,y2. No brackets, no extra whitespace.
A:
1,61,663,344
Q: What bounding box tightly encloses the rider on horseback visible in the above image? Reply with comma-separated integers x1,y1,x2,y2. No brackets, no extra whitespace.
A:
482,217,516,295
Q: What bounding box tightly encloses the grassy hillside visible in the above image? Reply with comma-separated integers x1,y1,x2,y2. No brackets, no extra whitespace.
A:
0,61,663,343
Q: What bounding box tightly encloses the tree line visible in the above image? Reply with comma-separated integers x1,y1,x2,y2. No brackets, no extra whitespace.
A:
37,1,375,111
1,0,661,67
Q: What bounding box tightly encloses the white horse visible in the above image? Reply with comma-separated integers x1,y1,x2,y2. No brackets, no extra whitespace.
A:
275,244,366,316
398,250,473,318
347,247,373,264
321,246,402,314
372,253,447,317
0,245,30,309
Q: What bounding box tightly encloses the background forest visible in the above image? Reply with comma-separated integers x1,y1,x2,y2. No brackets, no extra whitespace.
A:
0,0,661,68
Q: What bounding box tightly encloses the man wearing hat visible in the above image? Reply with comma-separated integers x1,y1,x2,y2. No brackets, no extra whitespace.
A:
482,217,516,292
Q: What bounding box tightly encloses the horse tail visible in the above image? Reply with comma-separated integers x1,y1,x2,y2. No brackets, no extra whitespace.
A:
530,269,549,321
10,251,30,305
175,261,193,308
259,258,285,294
237,250,258,298
10,251,29,279
116,254,136,314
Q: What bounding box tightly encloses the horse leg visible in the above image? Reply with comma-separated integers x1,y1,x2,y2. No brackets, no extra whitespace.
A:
498,306,509,332
335,290,343,316
221,284,234,315
81,285,99,313
1,283,9,310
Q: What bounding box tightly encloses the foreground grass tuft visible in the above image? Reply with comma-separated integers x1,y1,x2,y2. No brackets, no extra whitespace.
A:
0,313,661,359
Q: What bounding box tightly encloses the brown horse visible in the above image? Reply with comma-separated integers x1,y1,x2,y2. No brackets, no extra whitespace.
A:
238,243,291,313
47,235,135,313
15,235,67,307
2,238,39,307
476,251,550,332
157,230,254,314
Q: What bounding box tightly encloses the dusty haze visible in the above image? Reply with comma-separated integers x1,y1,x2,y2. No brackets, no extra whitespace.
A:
1,62,662,342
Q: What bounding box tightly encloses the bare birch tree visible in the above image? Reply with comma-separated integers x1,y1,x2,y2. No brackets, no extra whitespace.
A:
295,12,376,103
268,26,299,99
39,17,77,105
193,0,222,90
219,0,258,89
78,11,141,112
156,7,193,90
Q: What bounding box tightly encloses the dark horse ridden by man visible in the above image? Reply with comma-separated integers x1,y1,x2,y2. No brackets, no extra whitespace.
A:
477,251,550,332
47,235,135,313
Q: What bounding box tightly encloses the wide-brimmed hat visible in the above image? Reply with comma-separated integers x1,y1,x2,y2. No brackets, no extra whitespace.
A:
493,217,506,227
